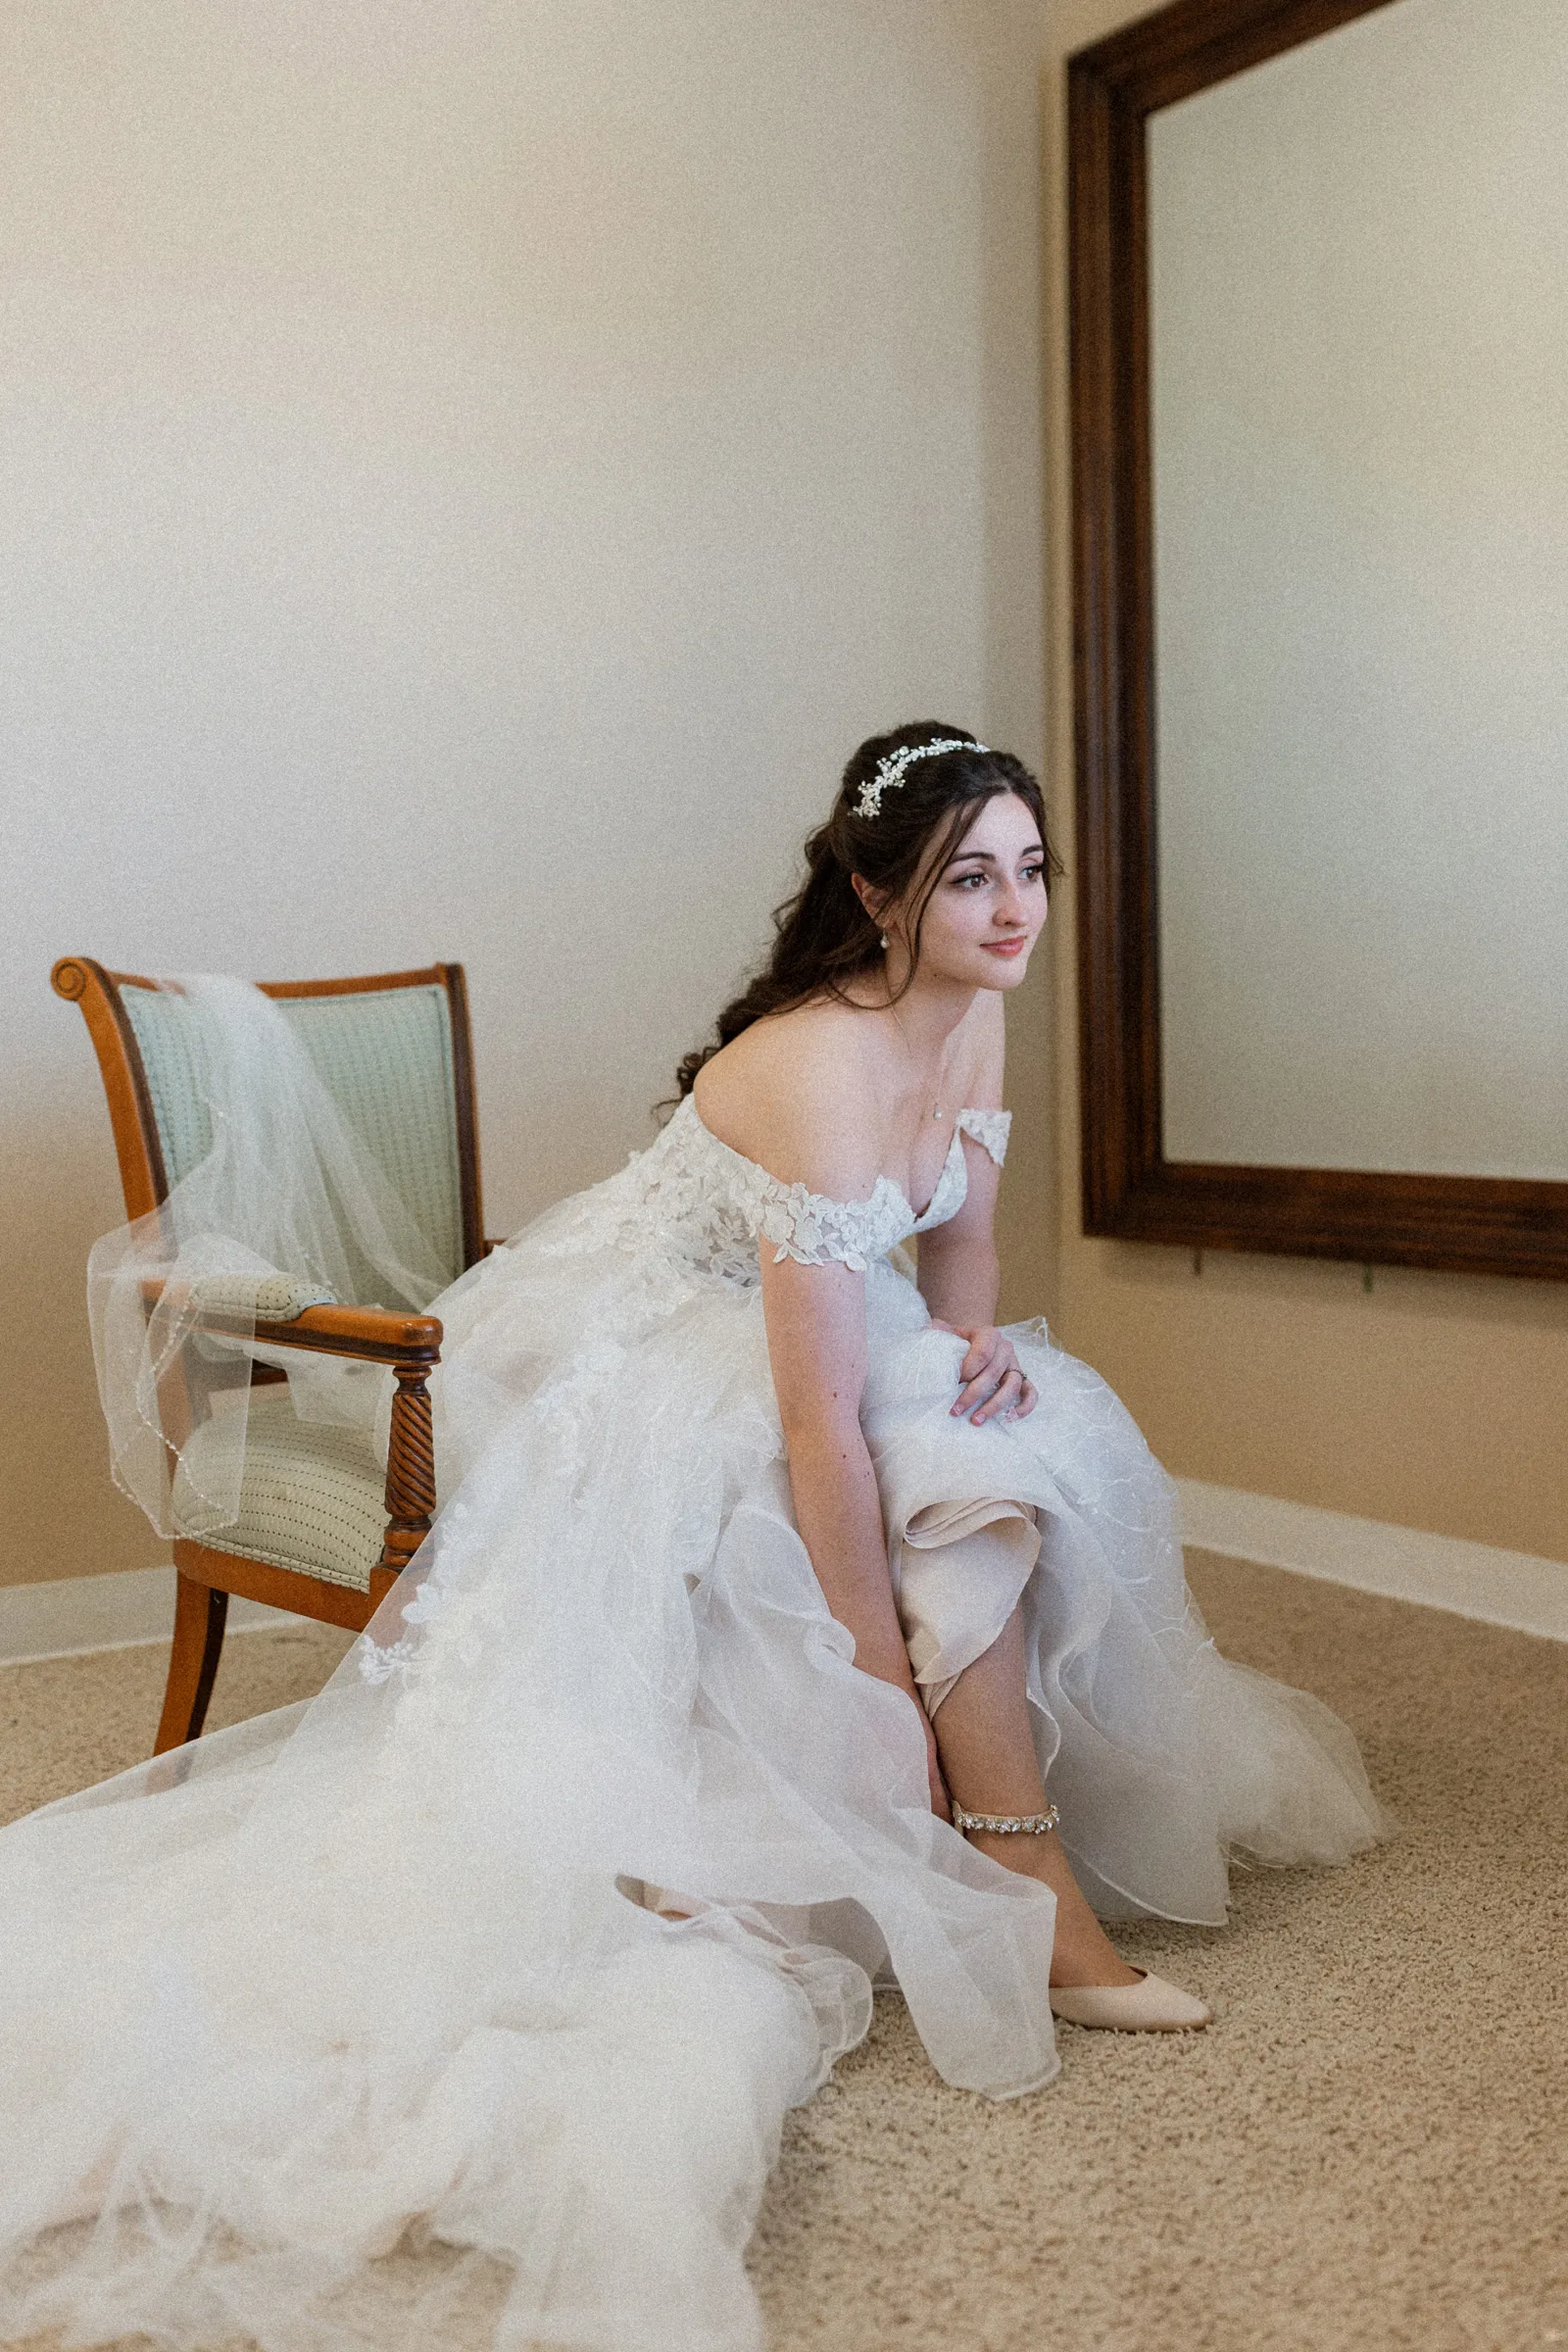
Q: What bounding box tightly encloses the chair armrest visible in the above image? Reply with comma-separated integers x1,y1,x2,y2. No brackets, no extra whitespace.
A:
176,1293,443,1368
250,1303,443,1367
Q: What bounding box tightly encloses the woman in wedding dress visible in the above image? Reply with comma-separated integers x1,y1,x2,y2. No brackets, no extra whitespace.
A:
0,724,1385,2352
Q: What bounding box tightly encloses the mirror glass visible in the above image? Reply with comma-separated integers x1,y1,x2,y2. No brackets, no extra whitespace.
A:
1149,0,1568,1179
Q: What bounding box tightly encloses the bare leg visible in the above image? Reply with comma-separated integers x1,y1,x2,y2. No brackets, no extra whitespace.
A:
931,1605,1140,1989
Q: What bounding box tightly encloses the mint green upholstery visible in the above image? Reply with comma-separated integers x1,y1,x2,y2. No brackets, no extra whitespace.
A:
121,982,466,1290
118,976,466,1592
187,1274,338,1320
281,991,465,1288
172,1391,387,1592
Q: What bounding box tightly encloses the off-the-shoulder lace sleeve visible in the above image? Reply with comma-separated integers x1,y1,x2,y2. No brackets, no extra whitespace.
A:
956,1107,1010,1168
756,1177,908,1275
598,1097,924,1283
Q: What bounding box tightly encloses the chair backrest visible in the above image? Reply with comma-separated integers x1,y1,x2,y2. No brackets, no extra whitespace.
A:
53,960,485,1293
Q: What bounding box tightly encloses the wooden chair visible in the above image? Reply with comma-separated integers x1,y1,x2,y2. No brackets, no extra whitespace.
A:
53,958,488,1754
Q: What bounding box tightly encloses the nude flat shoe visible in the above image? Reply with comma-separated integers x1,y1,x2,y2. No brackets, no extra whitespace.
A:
1049,1969,1212,2032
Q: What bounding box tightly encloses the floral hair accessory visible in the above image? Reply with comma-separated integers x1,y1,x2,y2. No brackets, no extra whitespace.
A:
853,737,988,819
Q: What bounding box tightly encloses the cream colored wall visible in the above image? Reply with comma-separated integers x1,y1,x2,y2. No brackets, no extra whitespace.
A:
1041,0,1568,1567
1,0,1050,1588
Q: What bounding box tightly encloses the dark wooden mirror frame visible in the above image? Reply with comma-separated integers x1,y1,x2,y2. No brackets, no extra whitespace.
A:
1067,0,1568,1282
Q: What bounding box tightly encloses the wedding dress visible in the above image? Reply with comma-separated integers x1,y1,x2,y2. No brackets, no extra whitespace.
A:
0,1077,1386,2352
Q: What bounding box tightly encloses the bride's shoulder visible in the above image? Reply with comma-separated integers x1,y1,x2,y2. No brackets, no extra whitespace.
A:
692,1002,890,1200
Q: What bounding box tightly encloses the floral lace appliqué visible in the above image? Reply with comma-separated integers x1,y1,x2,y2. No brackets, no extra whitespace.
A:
756,1178,911,1275
355,1632,416,1686
535,1096,1010,1286
956,1106,1010,1168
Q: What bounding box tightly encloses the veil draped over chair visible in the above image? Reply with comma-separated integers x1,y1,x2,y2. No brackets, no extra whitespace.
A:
87,974,448,1539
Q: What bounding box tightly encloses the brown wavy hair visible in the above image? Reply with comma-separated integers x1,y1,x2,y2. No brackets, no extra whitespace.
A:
671,721,1058,1101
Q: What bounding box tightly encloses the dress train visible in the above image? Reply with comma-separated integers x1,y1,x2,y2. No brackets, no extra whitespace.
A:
0,1091,1386,2350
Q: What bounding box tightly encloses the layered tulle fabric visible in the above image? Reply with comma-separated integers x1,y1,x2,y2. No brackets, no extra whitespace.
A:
0,1087,1386,2352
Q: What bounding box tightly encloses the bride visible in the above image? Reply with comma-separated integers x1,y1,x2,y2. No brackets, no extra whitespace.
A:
0,724,1385,2352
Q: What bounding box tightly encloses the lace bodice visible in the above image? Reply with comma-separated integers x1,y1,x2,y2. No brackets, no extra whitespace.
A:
575,1092,1011,1284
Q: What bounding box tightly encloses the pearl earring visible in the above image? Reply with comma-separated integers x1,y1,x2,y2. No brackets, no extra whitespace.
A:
880,933,889,951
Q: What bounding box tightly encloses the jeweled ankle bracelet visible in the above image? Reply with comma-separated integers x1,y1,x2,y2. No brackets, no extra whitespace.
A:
952,1803,1059,1837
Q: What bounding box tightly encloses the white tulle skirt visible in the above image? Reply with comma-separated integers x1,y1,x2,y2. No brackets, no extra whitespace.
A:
0,1221,1386,2352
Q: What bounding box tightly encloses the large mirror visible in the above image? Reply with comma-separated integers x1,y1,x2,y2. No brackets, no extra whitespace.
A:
1068,0,1568,1279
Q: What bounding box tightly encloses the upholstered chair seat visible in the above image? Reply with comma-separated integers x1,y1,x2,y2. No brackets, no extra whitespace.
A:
172,1390,397,1595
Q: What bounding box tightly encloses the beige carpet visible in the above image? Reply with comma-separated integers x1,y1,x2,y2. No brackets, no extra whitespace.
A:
2,1554,1565,2352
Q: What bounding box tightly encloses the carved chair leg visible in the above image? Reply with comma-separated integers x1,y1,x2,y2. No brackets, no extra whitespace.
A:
380,1365,437,1574
154,1573,229,1755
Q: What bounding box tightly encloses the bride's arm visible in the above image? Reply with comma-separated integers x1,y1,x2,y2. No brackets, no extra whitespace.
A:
911,1156,1002,1329
912,1004,1037,1422
699,1031,948,1801
915,994,1004,1329
759,1255,909,1676
760,1249,948,1812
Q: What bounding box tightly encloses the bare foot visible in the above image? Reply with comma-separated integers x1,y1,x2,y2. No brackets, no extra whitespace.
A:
966,1827,1142,1989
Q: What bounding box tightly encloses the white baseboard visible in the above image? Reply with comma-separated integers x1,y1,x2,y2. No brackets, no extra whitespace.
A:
5,1491,1566,1667
1177,1478,1568,1644
0,1564,308,1669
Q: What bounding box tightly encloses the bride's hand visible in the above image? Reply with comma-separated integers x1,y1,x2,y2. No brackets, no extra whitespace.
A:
930,1320,1038,1424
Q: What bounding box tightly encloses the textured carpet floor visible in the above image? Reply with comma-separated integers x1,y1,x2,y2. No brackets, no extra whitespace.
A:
2,1554,1564,2352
